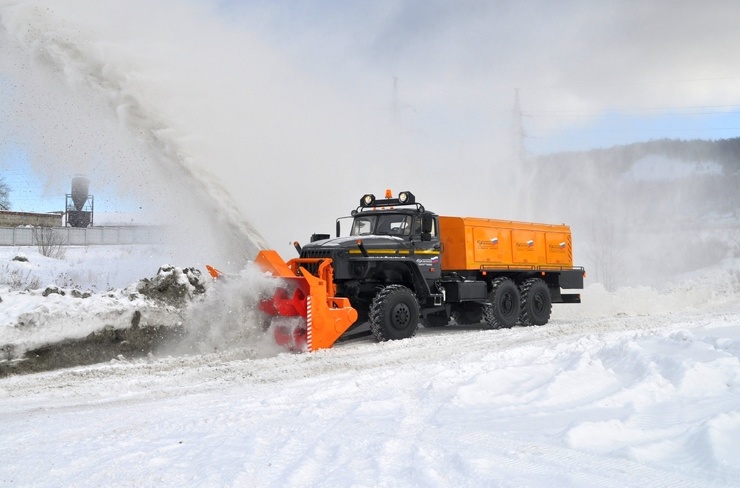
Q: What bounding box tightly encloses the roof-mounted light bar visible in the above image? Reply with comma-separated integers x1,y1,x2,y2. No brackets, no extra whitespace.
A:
359,190,416,208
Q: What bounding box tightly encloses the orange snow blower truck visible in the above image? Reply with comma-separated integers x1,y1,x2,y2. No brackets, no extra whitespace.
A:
211,190,585,352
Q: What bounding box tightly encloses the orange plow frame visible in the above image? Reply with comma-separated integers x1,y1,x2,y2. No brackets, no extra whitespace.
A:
254,250,358,351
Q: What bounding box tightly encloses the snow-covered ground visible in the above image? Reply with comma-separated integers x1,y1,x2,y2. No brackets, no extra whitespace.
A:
1,246,740,487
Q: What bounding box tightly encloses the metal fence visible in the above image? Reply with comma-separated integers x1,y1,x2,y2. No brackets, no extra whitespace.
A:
0,226,161,246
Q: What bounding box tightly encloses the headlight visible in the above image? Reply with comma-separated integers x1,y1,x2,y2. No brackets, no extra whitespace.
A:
361,194,375,206
397,191,415,204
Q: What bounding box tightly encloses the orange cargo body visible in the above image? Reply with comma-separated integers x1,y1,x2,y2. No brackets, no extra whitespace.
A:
439,216,573,271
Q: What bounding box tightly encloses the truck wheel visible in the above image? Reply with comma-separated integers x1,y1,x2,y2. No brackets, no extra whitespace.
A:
369,285,419,341
452,303,484,325
519,278,551,326
483,277,520,329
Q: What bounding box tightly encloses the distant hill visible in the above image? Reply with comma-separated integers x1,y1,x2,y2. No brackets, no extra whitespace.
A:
530,137,740,223
535,137,740,176
529,137,740,288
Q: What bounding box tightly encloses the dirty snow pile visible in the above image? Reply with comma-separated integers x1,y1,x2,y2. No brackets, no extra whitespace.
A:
1,247,740,487
0,247,207,359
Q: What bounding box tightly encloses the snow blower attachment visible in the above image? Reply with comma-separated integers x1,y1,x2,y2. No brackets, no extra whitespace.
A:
252,250,358,352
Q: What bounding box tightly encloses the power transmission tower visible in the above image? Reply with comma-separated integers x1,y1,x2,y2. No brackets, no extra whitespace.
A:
391,76,401,126
512,88,527,167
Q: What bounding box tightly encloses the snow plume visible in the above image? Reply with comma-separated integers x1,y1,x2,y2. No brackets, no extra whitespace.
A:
175,264,284,358
0,0,514,263
555,267,740,321
0,1,270,268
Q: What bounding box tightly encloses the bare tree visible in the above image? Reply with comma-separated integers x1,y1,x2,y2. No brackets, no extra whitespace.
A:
0,265,41,291
0,176,9,210
33,227,67,259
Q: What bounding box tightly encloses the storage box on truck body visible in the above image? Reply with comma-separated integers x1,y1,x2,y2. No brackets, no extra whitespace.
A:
438,216,573,271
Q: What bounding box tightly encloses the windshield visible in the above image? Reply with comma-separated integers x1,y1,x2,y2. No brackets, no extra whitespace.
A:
351,214,413,236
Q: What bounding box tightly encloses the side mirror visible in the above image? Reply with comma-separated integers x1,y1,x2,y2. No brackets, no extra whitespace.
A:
422,212,434,234
336,220,341,238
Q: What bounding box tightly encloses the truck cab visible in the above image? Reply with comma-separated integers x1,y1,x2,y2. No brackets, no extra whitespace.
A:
298,191,443,334
301,192,440,279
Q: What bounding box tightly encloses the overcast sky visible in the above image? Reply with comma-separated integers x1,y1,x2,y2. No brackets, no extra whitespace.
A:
1,0,739,258
219,0,740,149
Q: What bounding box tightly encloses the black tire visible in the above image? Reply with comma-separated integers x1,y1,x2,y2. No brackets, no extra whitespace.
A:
483,277,520,329
369,285,420,341
519,278,552,326
452,302,484,325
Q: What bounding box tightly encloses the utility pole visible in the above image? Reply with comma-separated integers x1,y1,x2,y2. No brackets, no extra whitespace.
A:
391,76,401,126
512,88,527,167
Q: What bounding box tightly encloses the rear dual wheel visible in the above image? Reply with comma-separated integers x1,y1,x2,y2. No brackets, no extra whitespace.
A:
483,277,520,329
519,278,551,326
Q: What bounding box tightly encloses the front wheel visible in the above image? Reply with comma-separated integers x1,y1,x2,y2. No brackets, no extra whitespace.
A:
369,285,419,341
483,277,520,329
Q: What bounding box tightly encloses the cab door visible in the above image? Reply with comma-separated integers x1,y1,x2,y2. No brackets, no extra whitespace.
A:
413,213,442,282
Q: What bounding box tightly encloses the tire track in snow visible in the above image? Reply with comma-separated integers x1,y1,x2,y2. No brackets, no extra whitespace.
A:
2,303,737,404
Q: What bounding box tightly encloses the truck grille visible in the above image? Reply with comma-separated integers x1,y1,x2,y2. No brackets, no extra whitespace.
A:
299,249,335,275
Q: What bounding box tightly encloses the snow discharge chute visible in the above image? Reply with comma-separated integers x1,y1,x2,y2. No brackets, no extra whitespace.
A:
250,250,357,352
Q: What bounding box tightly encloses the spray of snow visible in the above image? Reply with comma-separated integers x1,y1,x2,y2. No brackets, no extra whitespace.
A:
0,2,271,268
174,264,285,358
555,267,740,320
0,1,517,265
